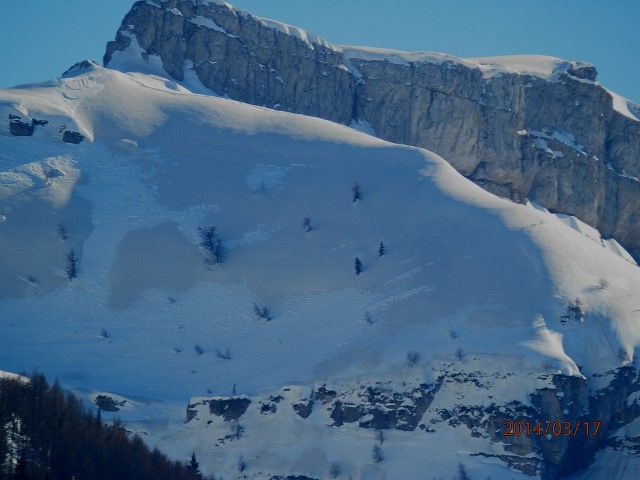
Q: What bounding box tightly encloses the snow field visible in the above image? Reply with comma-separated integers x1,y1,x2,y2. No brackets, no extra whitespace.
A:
2,62,640,478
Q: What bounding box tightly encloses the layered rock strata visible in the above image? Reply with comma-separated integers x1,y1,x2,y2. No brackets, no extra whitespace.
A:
104,0,640,259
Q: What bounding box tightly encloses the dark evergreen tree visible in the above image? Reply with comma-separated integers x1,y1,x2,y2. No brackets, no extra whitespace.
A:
253,303,272,321
457,462,471,480
302,217,313,232
66,250,78,280
354,257,363,276
378,242,385,257
198,226,226,265
188,452,202,479
199,226,215,253
352,182,362,203
364,312,373,325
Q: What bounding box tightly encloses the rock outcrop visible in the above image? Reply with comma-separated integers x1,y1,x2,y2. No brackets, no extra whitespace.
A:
104,0,640,259
62,130,85,144
186,367,640,479
94,394,126,412
8,114,48,136
187,396,251,422
9,116,34,136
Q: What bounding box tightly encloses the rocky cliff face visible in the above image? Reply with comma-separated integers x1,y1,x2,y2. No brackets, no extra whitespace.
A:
104,0,640,259
184,367,640,479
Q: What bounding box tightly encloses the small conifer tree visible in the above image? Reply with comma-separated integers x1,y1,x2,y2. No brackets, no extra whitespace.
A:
199,226,226,265
352,182,362,203
457,462,471,480
66,250,78,280
188,452,202,479
355,257,363,276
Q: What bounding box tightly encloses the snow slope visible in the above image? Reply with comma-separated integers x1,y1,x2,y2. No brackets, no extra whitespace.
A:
2,63,640,478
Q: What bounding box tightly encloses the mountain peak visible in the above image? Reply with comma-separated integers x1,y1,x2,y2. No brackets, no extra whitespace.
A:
62,59,102,78
103,0,333,74
103,0,640,264
106,0,599,83
3,2,640,477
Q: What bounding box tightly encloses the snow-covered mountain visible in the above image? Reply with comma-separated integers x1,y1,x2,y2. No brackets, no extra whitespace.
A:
1,3,640,480
104,0,640,263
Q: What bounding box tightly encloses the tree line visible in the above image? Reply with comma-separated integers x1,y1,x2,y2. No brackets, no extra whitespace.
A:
0,373,208,480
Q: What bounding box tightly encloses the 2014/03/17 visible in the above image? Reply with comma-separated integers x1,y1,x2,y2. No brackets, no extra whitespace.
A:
503,420,601,437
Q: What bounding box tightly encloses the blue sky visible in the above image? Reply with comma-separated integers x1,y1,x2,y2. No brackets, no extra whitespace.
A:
1,0,638,102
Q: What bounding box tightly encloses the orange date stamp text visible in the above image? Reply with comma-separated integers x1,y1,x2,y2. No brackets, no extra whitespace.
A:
503,420,601,437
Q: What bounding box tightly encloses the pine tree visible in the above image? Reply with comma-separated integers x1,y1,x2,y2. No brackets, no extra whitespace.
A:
199,226,226,265
253,303,272,321
199,226,215,253
378,242,385,257
188,452,202,479
303,217,312,232
355,257,363,276
352,182,362,203
66,250,78,280
457,462,471,480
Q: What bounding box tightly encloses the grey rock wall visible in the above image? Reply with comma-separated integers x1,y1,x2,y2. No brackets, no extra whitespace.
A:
104,0,640,259
185,367,640,479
